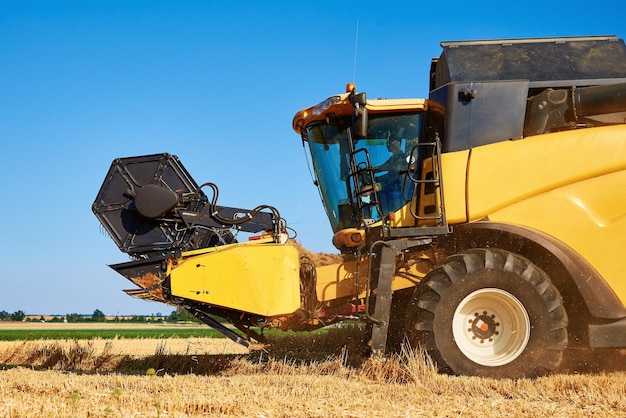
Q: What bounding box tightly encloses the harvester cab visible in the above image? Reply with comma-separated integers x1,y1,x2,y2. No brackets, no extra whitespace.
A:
293,85,450,252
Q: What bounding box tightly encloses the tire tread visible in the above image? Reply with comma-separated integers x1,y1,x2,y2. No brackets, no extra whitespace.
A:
405,248,569,378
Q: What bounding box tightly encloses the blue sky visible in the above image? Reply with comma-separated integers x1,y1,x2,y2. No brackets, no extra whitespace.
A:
1,1,625,316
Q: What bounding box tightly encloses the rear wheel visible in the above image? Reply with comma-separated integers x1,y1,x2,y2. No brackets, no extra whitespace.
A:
405,248,568,378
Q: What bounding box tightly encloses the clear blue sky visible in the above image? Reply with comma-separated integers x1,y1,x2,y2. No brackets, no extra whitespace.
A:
1,1,625,316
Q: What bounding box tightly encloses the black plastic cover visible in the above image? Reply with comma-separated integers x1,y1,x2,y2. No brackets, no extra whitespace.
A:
134,184,179,219
431,36,626,90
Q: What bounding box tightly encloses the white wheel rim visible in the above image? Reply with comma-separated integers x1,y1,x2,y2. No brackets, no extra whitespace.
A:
452,288,530,367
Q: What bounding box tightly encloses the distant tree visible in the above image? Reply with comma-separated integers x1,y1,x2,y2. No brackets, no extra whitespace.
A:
10,310,25,321
130,315,146,323
0,310,9,321
168,307,199,323
92,309,106,322
66,313,82,323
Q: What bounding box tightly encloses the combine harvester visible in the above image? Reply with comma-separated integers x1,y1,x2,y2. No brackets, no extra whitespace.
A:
93,36,626,378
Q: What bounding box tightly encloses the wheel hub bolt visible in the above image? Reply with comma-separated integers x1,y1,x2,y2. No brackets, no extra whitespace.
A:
467,311,500,343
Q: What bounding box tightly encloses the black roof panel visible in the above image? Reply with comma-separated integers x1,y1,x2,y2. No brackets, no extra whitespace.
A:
431,36,626,90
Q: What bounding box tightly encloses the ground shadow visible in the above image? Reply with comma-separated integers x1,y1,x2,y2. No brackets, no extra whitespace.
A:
3,326,625,377
0,325,371,376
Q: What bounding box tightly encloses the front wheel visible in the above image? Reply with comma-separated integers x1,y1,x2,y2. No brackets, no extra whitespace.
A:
405,248,568,378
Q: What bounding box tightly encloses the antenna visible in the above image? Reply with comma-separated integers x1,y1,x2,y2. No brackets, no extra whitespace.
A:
352,21,359,83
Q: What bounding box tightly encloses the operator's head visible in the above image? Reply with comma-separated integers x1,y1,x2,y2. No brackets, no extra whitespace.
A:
387,130,404,152
387,126,405,145
387,136,400,148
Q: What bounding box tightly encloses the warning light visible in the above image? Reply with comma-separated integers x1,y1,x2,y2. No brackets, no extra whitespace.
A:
346,83,356,93
388,212,396,221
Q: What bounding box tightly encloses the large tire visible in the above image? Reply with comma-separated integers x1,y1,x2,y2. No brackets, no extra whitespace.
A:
405,248,568,378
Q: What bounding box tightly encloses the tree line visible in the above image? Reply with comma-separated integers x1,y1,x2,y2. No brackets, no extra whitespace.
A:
0,310,26,322
0,307,199,323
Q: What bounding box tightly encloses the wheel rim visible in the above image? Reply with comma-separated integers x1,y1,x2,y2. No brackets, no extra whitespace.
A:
452,288,530,367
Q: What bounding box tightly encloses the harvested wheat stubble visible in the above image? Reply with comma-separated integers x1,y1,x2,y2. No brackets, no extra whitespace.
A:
1,350,626,418
1,337,626,417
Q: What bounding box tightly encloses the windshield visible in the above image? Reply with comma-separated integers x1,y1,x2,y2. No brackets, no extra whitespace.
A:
305,113,423,232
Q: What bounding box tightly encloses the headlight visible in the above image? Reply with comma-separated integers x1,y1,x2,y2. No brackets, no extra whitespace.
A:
313,96,341,116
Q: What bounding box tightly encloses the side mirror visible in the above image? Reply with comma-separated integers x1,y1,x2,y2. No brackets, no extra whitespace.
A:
351,92,367,107
353,106,368,140
350,91,368,140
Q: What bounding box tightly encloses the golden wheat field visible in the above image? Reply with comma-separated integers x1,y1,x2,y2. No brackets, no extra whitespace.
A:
1,323,626,417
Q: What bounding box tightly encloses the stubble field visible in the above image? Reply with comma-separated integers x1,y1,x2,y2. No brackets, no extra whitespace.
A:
1,322,626,417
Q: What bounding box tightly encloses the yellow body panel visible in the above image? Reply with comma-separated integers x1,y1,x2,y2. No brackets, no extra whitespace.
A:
169,243,300,316
315,257,424,302
489,170,626,305
466,125,626,305
467,125,626,220
315,260,368,302
439,150,470,224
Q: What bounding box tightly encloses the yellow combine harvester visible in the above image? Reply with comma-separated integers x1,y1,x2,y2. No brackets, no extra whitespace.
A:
93,36,626,378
